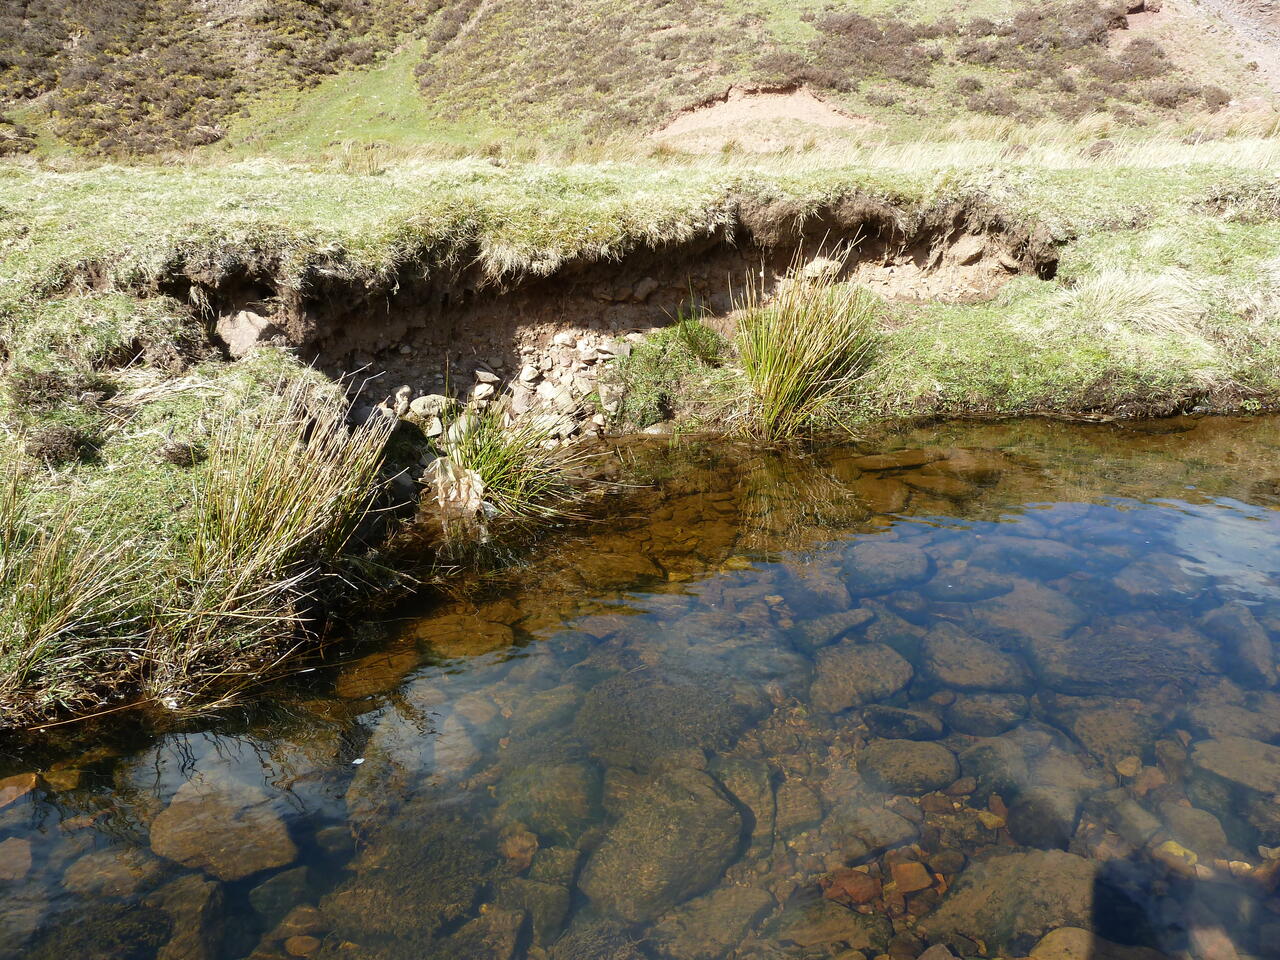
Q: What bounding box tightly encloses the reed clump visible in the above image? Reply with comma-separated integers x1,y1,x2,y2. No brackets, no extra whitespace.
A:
0,378,395,725
430,401,583,523
152,379,395,702
0,471,154,719
735,267,882,441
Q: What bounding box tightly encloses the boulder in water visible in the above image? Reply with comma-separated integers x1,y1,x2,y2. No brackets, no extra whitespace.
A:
578,767,743,922
917,850,1095,954
811,641,913,713
860,740,959,795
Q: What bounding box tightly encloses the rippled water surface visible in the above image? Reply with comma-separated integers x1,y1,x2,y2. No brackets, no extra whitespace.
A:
4,416,1280,960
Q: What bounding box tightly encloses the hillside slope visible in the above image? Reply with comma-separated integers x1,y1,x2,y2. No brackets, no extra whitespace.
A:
1,0,1276,157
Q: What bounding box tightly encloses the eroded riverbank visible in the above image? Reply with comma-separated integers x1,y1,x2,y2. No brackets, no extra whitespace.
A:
1,415,1279,959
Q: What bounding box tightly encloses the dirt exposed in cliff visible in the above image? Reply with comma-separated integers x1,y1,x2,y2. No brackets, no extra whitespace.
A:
184,198,1057,409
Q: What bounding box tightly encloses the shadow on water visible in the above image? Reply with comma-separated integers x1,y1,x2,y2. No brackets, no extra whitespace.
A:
2,415,1280,960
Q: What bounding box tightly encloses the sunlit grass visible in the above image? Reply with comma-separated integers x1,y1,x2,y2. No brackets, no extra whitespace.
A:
736,266,882,440
0,376,396,724
0,470,154,718
431,401,584,523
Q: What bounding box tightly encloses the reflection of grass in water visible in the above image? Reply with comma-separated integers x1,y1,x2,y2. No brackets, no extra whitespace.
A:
734,452,869,556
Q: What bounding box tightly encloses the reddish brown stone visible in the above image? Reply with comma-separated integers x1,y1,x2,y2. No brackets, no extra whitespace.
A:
945,777,978,796
890,860,934,894
820,867,881,905
499,827,539,873
920,793,953,814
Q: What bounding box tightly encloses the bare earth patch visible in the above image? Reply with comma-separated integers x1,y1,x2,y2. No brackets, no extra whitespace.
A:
652,86,877,153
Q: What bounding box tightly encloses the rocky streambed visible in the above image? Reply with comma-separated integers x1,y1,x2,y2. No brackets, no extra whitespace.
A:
1,416,1279,960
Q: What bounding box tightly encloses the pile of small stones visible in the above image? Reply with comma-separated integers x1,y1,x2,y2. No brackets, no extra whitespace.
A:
368,328,643,447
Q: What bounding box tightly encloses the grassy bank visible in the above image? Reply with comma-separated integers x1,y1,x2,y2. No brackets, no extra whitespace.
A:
0,356,396,728
4,137,1280,726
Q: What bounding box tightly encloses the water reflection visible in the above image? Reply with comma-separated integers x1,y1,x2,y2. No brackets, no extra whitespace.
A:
2,416,1280,960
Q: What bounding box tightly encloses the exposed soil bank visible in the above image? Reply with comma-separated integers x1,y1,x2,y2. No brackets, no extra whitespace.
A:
192,197,1058,402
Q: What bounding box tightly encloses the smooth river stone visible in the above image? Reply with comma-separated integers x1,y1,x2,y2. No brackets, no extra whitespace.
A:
917,850,1095,955
811,641,914,713
851,449,942,471
1201,603,1276,689
150,775,297,881
1191,736,1280,794
902,473,975,500
860,740,958,795
853,476,911,513
945,693,1028,736
842,539,932,595
863,704,945,740
578,767,741,923
921,622,1032,692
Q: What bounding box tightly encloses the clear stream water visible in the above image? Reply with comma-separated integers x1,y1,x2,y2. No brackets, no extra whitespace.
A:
2,416,1280,960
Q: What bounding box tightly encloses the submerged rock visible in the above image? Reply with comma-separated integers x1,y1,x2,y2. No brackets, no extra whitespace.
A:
1030,927,1168,960
495,877,571,948
575,669,760,768
63,846,168,898
1185,700,1280,741
921,565,1014,602
0,774,40,810
917,850,1095,954
710,757,775,852
762,896,892,953
824,797,919,862
578,767,742,922
650,884,775,958
921,622,1032,692
944,693,1028,736
968,536,1093,581
960,727,1108,812
146,873,225,960
495,762,602,845
863,704,945,740
320,815,495,940
811,641,914,713
1021,615,1211,695
1191,736,1280,795
249,866,312,933
1189,736,1280,842
1158,801,1230,861
963,580,1085,650
851,449,941,471
860,740,958,795
150,774,297,881
791,608,875,651
549,920,644,960
1201,603,1276,689
842,540,932,596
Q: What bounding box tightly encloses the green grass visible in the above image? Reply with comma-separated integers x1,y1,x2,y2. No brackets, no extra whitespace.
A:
430,402,584,523
0,366,395,727
607,312,730,429
222,41,507,159
0,472,155,719
736,266,882,439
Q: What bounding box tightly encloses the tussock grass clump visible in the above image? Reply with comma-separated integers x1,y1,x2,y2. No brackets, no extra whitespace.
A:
157,379,395,697
736,271,882,441
0,375,396,724
0,472,153,718
1035,269,1218,366
432,402,582,523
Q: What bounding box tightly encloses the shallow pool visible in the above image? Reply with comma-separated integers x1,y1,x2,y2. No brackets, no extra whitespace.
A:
2,416,1279,960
